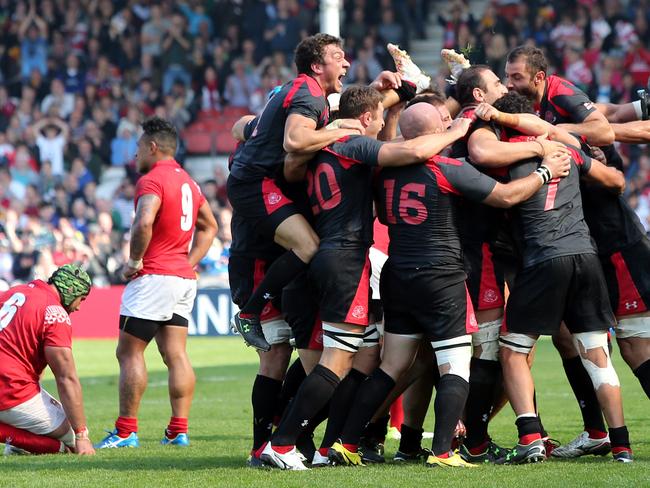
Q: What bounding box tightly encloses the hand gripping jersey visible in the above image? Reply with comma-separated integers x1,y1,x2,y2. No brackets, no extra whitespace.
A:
230,74,329,182
0,280,72,410
506,139,595,268
135,159,206,279
374,155,496,269
306,135,384,248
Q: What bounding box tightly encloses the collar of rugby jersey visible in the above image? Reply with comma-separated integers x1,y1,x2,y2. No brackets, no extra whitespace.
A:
150,159,180,170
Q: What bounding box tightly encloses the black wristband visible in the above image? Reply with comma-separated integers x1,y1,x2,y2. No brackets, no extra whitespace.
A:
395,80,417,102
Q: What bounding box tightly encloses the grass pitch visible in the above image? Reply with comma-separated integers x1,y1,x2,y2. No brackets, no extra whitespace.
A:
2,337,648,487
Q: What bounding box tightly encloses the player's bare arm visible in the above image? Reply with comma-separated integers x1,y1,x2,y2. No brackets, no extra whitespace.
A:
188,200,218,268
484,151,571,208
475,103,580,146
124,194,161,280
283,113,363,154
468,127,568,167
556,110,615,147
378,101,405,142
283,152,314,183
45,346,95,455
231,115,256,141
377,117,471,166
583,159,626,194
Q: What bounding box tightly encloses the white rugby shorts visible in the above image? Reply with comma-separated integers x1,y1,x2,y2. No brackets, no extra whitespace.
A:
0,387,67,435
120,274,197,321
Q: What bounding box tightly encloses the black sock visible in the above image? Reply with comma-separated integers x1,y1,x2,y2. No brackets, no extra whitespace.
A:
297,400,330,459
362,414,390,444
275,359,306,422
272,364,339,446
251,375,282,451
515,415,543,441
431,374,469,456
562,355,606,433
464,358,501,449
320,369,367,449
609,425,631,451
633,359,650,399
532,391,548,438
241,250,307,316
398,424,423,454
340,368,395,447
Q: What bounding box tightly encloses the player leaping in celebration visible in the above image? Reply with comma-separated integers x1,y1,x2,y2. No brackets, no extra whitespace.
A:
96,117,218,449
0,264,94,455
227,34,405,353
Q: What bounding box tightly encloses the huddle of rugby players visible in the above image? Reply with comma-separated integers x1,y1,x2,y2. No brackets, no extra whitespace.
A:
227,33,650,470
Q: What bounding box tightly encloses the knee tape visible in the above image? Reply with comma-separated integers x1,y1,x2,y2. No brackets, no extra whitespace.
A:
431,335,472,382
633,99,643,120
473,318,501,361
322,323,364,352
572,332,620,389
616,315,650,339
499,333,537,354
261,318,292,345
360,324,380,348
59,427,75,448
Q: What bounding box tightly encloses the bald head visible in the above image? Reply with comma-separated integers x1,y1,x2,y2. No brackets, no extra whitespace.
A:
398,103,443,140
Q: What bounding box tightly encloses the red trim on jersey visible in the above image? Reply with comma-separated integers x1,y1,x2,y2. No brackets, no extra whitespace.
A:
283,76,306,108
283,74,324,109
343,252,371,326
426,160,461,195
253,259,282,322
434,155,463,166
465,284,479,333
261,177,293,215
322,146,361,169
611,252,648,316
372,220,389,254
544,178,560,211
308,313,324,351
477,243,505,310
567,146,584,165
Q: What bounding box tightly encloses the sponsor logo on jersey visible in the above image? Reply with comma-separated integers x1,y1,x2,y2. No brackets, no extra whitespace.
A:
351,305,366,319
583,102,594,110
267,192,282,205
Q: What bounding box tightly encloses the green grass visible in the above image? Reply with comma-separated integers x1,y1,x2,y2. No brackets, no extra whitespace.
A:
2,337,648,487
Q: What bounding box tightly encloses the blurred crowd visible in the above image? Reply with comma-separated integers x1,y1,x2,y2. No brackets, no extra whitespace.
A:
0,0,648,289
436,0,650,232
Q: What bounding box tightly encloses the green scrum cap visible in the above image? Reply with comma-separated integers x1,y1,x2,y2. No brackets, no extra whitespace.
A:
48,264,92,307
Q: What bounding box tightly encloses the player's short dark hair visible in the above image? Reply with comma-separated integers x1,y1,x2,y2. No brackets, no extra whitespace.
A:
507,46,548,77
338,85,383,119
294,33,342,75
141,116,177,155
493,91,535,115
406,91,447,108
455,65,490,107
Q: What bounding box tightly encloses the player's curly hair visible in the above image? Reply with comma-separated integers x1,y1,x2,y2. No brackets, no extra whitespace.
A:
294,33,342,76
141,116,178,155
507,46,548,77
338,85,383,119
493,91,535,115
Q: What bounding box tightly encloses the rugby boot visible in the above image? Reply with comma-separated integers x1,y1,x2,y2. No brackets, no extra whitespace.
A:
231,312,271,352
551,431,610,458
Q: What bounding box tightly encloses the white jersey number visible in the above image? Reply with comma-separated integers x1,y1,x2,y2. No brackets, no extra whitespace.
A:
0,292,26,331
180,183,193,231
